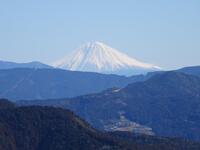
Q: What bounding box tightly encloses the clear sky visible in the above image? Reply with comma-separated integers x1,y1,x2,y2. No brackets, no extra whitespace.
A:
0,0,199,69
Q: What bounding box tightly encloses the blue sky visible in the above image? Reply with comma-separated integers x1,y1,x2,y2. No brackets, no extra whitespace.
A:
0,0,199,69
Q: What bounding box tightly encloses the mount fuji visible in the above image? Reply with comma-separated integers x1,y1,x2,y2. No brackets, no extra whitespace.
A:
53,41,161,75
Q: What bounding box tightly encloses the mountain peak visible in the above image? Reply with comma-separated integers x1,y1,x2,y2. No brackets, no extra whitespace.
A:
53,42,161,75
84,41,104,47
77,41,109,54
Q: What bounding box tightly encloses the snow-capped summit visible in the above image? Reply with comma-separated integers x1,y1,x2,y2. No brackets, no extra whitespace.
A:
53,41,161,75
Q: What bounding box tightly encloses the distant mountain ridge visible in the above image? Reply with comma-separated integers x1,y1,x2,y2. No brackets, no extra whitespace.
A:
0,60,52,69
53,41,160,75
177,66,200,77
0,65,199,101
0,68,145,101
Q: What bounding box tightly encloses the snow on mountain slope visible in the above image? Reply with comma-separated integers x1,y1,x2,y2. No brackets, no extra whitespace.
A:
53,41,161,75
